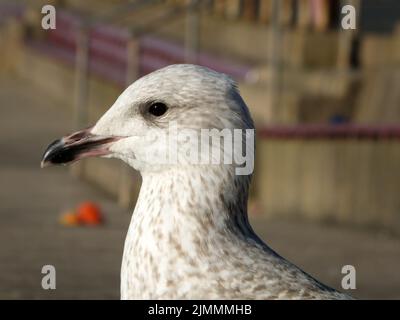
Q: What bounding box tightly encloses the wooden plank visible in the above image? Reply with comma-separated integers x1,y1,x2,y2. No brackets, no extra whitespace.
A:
280,0,294,27
213,0,226,16
297,0,311,30
225,0,241,20
242,0,258,21
259,0,272,24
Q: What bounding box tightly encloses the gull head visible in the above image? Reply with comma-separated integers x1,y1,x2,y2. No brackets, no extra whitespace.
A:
41,64,254,175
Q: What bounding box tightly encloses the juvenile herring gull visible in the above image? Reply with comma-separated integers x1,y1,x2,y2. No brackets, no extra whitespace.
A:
42,64,350,299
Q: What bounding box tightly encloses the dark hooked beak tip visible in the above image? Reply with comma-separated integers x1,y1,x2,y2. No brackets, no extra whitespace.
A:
41,138,71,168
40,127,121,168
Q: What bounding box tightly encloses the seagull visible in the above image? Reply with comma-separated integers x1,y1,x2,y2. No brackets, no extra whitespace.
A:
41,64,351,299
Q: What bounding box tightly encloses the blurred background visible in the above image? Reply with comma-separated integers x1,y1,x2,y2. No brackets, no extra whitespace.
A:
0,0,399,299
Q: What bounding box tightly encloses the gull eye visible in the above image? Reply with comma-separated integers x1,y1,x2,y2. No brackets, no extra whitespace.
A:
148,103,168,117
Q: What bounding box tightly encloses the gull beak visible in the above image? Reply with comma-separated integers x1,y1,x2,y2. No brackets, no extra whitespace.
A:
41,126,121,168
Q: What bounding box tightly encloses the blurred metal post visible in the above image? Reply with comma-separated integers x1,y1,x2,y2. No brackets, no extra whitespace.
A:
74,24,89,130
118,29,140,209
184,0,200,63
126,31,140,84
72,23,90,177
267,0,282,124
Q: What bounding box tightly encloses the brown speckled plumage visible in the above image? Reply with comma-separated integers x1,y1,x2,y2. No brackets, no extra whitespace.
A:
88,64,352,300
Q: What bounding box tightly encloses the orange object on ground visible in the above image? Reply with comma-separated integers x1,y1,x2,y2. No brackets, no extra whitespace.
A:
76,201,103,225
59,211,80,226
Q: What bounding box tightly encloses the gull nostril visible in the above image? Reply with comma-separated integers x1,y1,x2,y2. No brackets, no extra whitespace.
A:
66,126,94,142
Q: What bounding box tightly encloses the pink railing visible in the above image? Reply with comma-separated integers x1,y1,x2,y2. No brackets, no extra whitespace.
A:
25,9,254,87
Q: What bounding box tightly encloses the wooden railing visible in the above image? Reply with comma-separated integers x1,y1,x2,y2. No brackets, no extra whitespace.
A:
256,125,400,234
259,124,400,140
169,0,343,31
